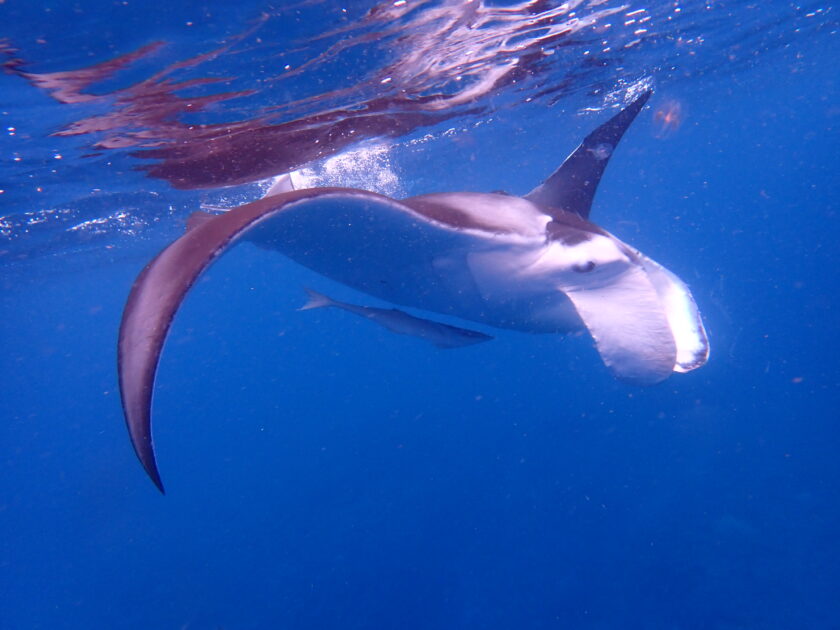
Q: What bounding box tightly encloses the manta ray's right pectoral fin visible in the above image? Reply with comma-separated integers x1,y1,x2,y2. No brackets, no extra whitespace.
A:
186,211,217,232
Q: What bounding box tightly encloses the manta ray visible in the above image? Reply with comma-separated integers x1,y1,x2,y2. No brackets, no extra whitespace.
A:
119,90,709,492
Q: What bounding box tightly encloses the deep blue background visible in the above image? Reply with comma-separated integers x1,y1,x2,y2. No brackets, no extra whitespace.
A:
1,2,838,629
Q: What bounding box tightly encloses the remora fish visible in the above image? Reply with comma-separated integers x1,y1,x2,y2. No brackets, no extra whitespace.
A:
299,287,493,348
118,90,709,492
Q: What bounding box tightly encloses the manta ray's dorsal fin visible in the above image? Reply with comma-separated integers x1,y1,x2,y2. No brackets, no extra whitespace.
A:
526,89,651,220
185,173,298,233
263,172,295,197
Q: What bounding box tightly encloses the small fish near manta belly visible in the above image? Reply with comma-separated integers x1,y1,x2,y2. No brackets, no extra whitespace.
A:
299,288,493,348
118,89,709,492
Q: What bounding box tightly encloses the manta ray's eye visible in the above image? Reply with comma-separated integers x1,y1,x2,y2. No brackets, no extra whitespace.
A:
573,261,596,273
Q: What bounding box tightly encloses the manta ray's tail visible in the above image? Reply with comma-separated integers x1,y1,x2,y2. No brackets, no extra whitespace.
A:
299,288,334,311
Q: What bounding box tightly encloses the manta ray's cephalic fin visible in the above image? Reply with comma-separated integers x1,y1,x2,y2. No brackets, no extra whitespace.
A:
526,89,651,219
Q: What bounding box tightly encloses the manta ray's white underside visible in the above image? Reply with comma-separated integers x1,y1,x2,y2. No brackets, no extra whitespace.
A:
248,190,708,385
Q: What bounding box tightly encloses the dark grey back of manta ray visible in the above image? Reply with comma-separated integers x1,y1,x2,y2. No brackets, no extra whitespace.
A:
119,90,701,493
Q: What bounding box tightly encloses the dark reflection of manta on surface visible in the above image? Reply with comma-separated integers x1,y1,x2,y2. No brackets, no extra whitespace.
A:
1,0,817,266
2,0,765,195
2,1,634,190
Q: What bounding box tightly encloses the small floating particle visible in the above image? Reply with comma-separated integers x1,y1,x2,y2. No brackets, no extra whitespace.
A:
652,99,684,139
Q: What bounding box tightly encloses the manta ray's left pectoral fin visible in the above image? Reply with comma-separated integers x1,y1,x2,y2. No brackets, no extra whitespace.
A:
563,265,678,385
526,89,651,220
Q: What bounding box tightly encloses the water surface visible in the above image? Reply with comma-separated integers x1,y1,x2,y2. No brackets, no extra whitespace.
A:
1,1,838,628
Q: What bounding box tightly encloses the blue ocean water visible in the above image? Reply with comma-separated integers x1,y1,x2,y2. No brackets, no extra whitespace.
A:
1,1,838,628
